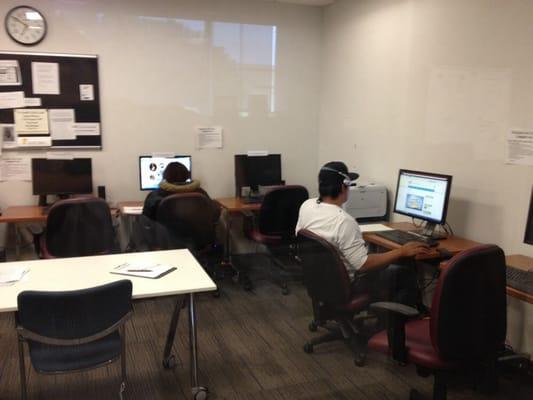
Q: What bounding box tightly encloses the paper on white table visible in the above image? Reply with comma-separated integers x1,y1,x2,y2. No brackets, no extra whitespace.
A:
359,223,394,233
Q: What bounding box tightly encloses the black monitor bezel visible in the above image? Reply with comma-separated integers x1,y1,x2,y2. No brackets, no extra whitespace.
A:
31,158,93,196
393,169,453,225
138,155,192,191
523,186,533,245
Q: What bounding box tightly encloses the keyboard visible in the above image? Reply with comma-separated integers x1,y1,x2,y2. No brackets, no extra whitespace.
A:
373,230,439,247
506,267,533,295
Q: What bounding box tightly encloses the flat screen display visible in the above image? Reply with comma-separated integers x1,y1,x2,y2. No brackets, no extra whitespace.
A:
32,158,93,196
139,155,191,190
523,186,533,245
393,169,452,224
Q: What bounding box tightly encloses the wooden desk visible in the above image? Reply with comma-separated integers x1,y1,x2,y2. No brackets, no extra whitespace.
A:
363,222,481,260
505,255,533,304
0,249,216,399
215,197,261,289
0,206,47,223
215,197,262,213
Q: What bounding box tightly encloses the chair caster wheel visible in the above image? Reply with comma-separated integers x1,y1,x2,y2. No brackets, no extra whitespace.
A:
354,352,366,367
308,321,318,332
163,355,177,369
192,387,208,400
303,343,314,354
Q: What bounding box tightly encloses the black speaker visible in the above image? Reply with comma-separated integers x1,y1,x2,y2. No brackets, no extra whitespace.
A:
97,185,106,200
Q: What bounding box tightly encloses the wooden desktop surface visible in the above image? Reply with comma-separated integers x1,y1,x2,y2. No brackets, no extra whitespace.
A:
215,197,262,213
363,222,481,260
0,205,120,223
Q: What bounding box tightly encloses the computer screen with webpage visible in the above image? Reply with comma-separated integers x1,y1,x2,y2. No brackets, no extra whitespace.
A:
394,169,452,225
139,155,191,191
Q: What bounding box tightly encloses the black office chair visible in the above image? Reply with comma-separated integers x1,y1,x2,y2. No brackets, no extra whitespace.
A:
368,245,507,400
297,229,371,365
16,280,133,400
156,193,222,285
246,185,309,294
40,196,118,258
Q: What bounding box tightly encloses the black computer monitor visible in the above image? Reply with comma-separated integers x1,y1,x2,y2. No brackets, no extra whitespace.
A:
393,169,453,238
32,158,93,205
234,154,282,196
139,155,191,191
523,186,533,245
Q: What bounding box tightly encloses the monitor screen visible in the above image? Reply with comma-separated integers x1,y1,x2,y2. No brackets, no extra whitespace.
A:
523,186,533,245
235,154,282,193
32,158,93,196
139,155,191,190
393,169,452,224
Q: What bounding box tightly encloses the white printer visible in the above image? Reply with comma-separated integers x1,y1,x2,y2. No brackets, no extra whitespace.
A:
343,183,388,221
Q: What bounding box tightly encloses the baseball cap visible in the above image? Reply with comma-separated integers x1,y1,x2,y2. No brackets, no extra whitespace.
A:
319,161,359,188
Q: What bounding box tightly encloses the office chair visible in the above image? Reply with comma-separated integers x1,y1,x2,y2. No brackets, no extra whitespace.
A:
156,192,222,286
297,229,371,365
367,244,507,400
40,196,117,258
16,280,133,400
246,185,309,294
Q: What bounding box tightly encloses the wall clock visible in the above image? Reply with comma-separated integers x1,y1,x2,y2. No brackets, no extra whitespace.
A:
5,6,47,45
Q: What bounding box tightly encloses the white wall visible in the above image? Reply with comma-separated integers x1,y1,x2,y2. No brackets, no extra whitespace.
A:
320,0,532,355
320,0,533,256
0,0,322,207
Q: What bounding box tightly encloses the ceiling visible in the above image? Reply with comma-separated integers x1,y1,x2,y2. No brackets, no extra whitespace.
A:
263,0,336,6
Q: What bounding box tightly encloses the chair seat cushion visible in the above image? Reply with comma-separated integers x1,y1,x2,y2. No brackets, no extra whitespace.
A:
28,332,122,373
368,319,455,370
250,229,283,245
336,293,370,313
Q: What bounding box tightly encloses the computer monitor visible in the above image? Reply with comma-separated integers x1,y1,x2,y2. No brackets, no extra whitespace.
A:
393,169,453,238
523,186,533,245
234,154,282,196
139,155,191,191
32,158,93,205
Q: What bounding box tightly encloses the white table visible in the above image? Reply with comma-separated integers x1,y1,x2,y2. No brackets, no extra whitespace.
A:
0,249,217,400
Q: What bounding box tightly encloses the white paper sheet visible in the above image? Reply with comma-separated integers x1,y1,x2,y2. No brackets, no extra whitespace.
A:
196,126,223,149
23,97,42,107
0,60,22,86
31,62,60,95
0,91,24,109
1,124,17,149
79,84,94,101
14,109,49,134
17,136,52,147
0,156,31,181
73,122,100,136
506,130,533,166
0,266,29,286
49,109,75,140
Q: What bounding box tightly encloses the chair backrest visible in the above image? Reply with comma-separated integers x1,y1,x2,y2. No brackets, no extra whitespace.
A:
430,244,507,362
17,280,132,340
258,185,309,239
156,193,217,251
45,197,116,258
297,229,352,307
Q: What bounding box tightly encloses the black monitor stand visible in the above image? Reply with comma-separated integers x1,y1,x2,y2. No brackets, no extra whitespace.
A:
38,193,69,207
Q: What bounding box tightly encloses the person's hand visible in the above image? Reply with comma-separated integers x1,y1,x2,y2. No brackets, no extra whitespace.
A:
399,241,431,258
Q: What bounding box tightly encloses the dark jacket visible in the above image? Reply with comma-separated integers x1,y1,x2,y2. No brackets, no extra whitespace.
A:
142,180,221,222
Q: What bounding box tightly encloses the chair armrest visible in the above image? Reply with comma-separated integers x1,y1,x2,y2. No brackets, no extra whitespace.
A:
370,302,420,318
370,302,420,364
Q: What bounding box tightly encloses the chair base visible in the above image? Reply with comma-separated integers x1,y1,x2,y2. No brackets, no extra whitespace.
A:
304,318,368,366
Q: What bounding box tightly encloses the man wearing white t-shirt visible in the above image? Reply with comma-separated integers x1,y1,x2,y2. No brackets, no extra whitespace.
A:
296,161,430,306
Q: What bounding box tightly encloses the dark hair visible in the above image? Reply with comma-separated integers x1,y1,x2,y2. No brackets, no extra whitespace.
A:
163,162,190,183
319,182,343,200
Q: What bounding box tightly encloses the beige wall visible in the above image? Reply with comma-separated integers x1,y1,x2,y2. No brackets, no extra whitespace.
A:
320,0,532,354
